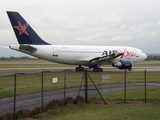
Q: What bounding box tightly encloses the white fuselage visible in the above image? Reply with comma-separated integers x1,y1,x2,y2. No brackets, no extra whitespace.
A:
10,44,147,67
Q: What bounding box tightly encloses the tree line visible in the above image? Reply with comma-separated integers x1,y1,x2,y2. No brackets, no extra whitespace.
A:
146,54,160,60
0,56,37,60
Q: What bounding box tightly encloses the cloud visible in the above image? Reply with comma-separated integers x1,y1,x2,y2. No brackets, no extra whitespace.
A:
0,0,160,57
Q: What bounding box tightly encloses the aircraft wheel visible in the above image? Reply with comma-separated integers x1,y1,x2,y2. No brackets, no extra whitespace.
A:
93,68,103,72
75,66,85,71
128,68,132,71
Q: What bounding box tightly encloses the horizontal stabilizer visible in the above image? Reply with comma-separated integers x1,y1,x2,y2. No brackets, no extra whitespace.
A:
0,46,9,48
19,45,37,53
9,44,37,53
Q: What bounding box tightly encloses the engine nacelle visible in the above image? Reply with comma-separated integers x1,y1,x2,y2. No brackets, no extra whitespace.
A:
112,60,132,70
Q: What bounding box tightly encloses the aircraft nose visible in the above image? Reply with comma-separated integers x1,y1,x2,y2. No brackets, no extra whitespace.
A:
143,53,147,60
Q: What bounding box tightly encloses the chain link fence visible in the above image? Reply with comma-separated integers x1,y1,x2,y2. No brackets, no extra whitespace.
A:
0,70,160,117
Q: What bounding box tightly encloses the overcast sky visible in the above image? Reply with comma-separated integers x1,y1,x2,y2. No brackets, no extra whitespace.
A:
0,0,160,57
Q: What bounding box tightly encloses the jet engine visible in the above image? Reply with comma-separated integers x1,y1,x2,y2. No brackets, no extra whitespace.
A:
112,60,132,70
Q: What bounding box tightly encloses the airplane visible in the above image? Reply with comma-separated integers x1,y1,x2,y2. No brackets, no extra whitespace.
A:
6,11,147,72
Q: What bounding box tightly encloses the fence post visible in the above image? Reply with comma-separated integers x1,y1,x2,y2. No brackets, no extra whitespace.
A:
144,70,147,103
41,71,51,111
41,71,44,112
14,73,24,120
14,73,17,120
84,70,88,103
124,70,127,103
64,70,67,105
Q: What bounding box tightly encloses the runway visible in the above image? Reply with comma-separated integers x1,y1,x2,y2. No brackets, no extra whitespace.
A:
0,82,160,115
0,66,160,76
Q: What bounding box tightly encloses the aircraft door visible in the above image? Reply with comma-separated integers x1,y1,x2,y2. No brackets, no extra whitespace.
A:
53,47,58,56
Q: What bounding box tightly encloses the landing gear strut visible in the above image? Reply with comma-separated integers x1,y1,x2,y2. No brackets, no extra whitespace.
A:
128,68,132,71
75,65,85,71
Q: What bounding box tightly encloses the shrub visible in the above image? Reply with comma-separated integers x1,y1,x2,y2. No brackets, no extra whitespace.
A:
0,96,85,119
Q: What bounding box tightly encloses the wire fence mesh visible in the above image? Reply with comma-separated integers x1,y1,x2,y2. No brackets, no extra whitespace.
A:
0,70,160,116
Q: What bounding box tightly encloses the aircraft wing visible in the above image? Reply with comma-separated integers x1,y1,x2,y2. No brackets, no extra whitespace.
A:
91,51,123,63
78,51,123,64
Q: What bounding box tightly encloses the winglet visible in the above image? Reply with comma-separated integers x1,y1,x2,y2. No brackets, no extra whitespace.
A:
7,11,50,45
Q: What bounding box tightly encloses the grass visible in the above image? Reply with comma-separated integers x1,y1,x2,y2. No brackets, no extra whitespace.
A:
49,104,160,120
89,88,160,102
0,69,160,98
22,103,160,120
0,59,77,72
22,88,160,120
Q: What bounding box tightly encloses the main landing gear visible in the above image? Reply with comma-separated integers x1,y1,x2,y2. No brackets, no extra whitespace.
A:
93,67,103,72
75,65,103,72
75,65,85,71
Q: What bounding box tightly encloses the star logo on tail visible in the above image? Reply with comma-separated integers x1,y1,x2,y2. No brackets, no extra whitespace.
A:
13,21,29,35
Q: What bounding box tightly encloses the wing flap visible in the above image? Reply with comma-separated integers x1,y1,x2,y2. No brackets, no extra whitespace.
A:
77,57,96,62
